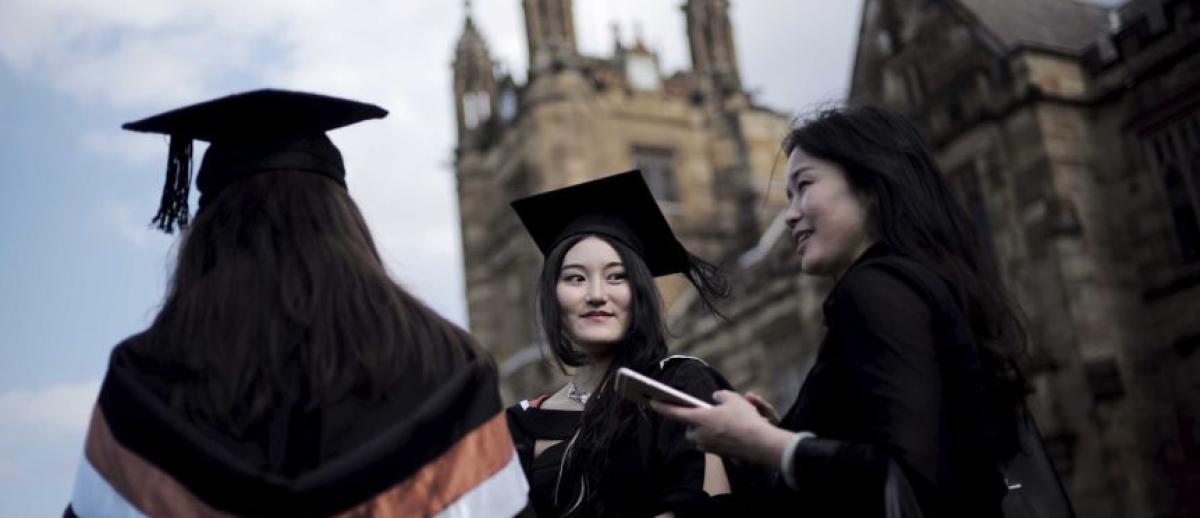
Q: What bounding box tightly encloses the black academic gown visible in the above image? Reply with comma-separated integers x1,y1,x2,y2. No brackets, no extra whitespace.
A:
65,338,527,518
767,243,1006,517
506,357,733,518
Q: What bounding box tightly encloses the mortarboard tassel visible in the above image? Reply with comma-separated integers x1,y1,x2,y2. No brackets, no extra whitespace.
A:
683,252,730,320
150,136,193,233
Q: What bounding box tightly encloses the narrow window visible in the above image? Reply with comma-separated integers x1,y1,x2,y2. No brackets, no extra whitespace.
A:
463,91,491,130
1143,113,1200,263
631,146,678,202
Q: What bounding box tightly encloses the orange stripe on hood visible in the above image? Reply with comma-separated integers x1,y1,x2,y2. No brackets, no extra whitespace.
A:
84,407,234,517
333,412,514,517
83,406,515,517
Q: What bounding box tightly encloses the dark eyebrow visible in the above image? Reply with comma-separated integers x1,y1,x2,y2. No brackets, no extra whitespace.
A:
788,166,814,182
561,261,624,271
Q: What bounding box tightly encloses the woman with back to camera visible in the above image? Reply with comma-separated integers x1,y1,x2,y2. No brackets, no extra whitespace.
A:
65,90,527,518
506,171,742,518
654,106,1034,517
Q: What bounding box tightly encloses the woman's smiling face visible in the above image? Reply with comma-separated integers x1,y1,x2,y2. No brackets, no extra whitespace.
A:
556,236,632,354
782,147,876,277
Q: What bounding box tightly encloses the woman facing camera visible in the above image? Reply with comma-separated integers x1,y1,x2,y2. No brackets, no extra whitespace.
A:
654,106,1033,517
67,90,526,518
506,171,737,518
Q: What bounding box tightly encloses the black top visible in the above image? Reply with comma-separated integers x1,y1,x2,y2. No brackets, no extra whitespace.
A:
506,357,729,518
769,243,1006,517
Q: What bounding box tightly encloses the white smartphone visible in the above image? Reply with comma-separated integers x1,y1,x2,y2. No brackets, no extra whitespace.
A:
615,367,713,409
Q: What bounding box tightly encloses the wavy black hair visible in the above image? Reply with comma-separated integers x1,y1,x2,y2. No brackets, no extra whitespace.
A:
783,105,1030,456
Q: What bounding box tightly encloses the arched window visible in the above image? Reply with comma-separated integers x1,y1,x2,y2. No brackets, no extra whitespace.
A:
462,91,491,129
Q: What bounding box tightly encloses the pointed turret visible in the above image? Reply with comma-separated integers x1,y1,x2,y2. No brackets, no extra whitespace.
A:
522,0,578,73
452,5,498,146
683,0,741,94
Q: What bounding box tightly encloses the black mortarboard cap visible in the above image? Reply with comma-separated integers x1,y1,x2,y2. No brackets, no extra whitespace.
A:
511,170,692,277
122,89,388,233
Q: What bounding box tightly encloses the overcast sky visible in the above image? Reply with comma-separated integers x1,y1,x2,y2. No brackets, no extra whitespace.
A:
0,0,863,514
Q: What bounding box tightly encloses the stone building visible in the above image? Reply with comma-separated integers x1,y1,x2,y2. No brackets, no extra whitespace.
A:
669,0,1200,516
450,0,791,399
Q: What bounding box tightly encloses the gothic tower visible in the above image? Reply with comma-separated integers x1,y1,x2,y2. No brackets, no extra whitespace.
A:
452,8,496,148
522,0,578,73
682,0,757,250
683,0,741,94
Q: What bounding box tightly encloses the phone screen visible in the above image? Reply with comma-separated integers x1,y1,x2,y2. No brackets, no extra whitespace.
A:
615,367,712,409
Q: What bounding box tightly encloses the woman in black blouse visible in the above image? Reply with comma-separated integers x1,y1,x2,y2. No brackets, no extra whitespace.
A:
506,171,736,517
654,106,1030,517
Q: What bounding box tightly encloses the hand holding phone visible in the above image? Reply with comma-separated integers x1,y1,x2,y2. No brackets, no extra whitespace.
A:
615,367,713,409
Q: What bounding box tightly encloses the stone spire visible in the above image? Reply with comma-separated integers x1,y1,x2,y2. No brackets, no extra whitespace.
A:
683,0,742,93
522,0,578,73
452,2,497,144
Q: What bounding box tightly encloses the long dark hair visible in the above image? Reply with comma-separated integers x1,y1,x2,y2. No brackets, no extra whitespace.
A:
783,105,1030,454
132,170,480,434
536,233,668,515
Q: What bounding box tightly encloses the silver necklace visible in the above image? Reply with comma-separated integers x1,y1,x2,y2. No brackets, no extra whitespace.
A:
567,381,590,405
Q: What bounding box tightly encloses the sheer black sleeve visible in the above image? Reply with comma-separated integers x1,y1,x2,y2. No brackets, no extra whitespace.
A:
787,264,948,503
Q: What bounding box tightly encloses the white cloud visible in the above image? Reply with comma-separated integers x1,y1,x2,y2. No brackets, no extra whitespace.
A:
1,0,264,107
79,129,165,167
0,380,98,440
0,0,475,324
0,380,98,514
97,199,173,249
731,1,863,114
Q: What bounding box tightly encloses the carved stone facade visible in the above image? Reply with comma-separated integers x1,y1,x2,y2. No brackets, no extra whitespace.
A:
451,0,791,401
670,0,1200,516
